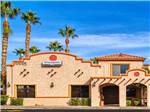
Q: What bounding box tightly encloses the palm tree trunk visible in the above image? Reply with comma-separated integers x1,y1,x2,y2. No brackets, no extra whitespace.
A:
25,24,31,57
65,32,69,53
1,20,9,95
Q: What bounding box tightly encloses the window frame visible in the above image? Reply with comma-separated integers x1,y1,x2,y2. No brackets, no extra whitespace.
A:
16,85,36,98
111,64,130,76
71,85,90,98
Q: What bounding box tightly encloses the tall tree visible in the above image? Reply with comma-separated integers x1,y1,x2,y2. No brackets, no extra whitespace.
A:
46,41,63,52
1,1,20,94
30,46,40,54
59,26,78,53
21,11,41,57
13,48,25,59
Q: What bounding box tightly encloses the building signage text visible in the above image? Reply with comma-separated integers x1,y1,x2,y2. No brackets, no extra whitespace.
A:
41,55,62,67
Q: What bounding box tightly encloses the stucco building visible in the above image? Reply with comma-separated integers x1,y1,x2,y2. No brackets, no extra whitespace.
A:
6,52,150,107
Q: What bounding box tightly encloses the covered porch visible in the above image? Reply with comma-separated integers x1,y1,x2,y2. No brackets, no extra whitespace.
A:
90,69,150,107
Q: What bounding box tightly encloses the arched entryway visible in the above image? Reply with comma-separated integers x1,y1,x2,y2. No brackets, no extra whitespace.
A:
100,83,119,106
126,83,147,106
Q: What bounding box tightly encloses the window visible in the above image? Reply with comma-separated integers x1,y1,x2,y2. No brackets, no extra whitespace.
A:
17,85,35,98
71,85,89,98
112,64,129,76
112,65,120,76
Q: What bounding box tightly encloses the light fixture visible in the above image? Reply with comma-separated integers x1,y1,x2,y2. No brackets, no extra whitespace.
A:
50,82,54,88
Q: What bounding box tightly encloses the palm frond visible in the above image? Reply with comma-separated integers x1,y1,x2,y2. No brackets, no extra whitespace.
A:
72,34,78,39
59,25,78,39
30,46,40,54
46,41,64,52
21,11,41,25
9,8,21,18
58,29,66,37
13,48,25,58
1,2,20,19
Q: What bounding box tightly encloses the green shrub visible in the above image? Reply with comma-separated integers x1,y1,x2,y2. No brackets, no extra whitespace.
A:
11,98,23,105
69,98,90,106
0,95,9,105
133,99,141,106
127,98,141,106
69,98,80,106
81,98,90,106
126,100,132,106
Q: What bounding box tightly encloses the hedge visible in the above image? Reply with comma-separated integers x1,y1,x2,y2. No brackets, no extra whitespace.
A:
0,95,9,105
11,98,23,105
69,98,90,106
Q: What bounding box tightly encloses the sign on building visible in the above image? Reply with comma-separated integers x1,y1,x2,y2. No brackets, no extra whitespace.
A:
42,60,62,67
41,55,62,67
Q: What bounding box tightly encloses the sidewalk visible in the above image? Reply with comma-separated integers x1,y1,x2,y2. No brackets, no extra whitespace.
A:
1,105,150,110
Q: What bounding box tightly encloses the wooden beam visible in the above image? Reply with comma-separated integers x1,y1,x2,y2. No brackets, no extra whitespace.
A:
144,79,150,84
92,79,100,87
118,78,125,85
139,78,145,83
112,79,119,84
95,79,99,82
107,79,112,83
132,78,138,84
99,79,106,85
91,76,121,79
124,79,132,86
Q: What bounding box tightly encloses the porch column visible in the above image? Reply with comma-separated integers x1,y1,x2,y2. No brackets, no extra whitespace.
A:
119,85,126,107
147,85,150,107
91,84,100,107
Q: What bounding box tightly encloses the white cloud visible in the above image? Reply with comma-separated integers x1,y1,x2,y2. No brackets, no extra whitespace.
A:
69,32,150,49
9,37,65,45
146,57,150,60
9,32,150,49
1,32,150,63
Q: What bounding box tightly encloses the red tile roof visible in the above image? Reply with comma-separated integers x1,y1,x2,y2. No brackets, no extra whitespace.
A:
144,64,150,66
96,53,145,61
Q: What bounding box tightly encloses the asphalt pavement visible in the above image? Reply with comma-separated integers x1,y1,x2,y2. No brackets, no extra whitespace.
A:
1,109,150,112
1,106,150,112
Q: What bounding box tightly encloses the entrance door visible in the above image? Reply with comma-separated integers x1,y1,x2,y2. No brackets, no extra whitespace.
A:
103,85,119,105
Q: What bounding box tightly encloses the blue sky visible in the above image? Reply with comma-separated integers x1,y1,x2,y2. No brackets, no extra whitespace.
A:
0,1,150,65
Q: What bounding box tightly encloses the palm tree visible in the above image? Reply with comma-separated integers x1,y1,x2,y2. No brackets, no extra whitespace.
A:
30,46,40,54
46,41,63,52
1,1,20,94
13,48,25,59
59,26,78,53
21,11,41,57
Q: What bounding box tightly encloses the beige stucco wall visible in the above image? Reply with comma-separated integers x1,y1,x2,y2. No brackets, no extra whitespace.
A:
99,61,143,76
7,52,101,106
6,52,150,107
23,98,70,106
